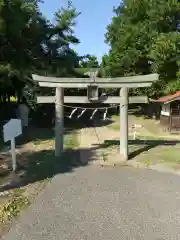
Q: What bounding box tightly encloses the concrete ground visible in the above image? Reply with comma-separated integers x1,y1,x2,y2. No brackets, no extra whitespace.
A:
3,165,180,240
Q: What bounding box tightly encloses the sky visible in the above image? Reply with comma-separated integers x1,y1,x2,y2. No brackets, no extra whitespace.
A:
39,0,120,61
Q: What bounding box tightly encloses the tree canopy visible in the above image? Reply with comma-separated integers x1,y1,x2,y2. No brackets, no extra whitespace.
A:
104,0,180,97
1,0,180,102
79,55,99,68
0,0,87,101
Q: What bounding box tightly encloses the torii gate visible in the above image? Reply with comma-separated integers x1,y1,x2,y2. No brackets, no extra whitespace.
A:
32,72,158,161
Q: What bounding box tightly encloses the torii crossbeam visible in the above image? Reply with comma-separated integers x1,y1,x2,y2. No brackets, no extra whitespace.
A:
32,73,158,161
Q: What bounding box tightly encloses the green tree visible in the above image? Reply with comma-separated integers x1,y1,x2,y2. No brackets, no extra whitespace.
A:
0,0,40,100
79,54,99,68
0,0,81,101
104,0,180,97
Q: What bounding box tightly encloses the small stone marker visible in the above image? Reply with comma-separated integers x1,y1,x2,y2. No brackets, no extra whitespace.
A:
3,119,22,171
131,124,142,140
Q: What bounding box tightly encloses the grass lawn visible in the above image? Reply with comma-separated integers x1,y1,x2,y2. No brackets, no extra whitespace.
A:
107,113,180,165
0,127,79,235
108,114,120,130
108,113,146,131
101,134,180,166
129,136,180,165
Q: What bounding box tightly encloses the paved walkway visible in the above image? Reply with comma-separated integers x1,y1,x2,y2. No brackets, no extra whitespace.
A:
3,165,180,240
3,124,180,239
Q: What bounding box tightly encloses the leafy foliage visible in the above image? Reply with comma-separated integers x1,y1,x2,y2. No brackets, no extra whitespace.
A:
79,54,99,68
0,0,84,102
104,0,180,97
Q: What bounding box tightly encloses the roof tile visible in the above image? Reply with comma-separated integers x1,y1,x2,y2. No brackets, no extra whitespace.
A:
155,91,180,103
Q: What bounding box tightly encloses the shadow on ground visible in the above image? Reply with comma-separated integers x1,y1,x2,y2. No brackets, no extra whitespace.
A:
1,137,180,193
0,116,115,192
0,145,101,193
98,139,180,160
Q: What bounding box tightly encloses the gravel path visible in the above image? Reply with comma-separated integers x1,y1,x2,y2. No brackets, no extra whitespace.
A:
3,165,180,240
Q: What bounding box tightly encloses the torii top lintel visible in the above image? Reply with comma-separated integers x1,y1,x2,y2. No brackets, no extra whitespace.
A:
32,73,159,89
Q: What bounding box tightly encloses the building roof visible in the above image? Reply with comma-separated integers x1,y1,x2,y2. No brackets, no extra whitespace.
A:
154,91,180,103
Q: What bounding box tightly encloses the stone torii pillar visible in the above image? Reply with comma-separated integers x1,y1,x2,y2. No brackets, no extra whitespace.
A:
55,88,64,157
120,87,128,160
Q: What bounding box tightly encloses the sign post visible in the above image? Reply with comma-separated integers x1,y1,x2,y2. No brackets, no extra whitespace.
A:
10,138,16,171
3,119,22,172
